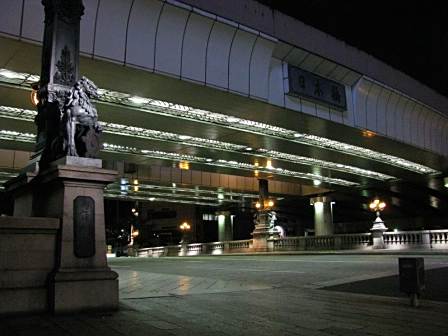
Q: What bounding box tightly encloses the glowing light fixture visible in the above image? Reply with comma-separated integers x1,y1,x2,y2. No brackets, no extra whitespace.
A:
180,222,191,231
179,161,190,170
313,179,322,186
129,96,149,105
369,199,386,212
362,130,376,138
226,116,239,123
313,201,324,210
30,90,39,106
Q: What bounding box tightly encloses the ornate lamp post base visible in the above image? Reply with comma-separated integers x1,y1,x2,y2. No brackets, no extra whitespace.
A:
251,211,280,252
6,157,119,313
370,214,388,249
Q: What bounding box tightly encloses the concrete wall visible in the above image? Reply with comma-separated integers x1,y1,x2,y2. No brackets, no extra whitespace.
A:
0,216,59,314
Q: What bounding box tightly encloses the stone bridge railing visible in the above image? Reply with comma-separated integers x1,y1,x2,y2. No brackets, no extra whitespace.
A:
136,230,448,257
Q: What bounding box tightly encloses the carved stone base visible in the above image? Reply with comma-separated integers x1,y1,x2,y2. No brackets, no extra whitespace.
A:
251,210,280,252
252,224,280,252
371,229,387,249
370,216,387,249
6,157,119,313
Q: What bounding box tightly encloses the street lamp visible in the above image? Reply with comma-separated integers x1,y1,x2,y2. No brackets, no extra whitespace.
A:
369,199,386,213
179,221,191,243
131,228,139,238
254,199,275,210
369,199,387,230
180,221,191,231
369,198,388,249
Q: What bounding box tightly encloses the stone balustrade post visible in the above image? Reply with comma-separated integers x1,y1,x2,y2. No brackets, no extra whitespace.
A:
334,235,343,250
223,242,230,253
421,231,431,248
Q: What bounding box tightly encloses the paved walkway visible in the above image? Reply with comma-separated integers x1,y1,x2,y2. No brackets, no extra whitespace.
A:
2,254,448,336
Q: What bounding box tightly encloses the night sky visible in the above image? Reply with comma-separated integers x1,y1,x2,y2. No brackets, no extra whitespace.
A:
256,0,448,98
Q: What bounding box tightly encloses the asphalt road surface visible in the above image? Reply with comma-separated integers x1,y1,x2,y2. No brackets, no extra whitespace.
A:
110,254,448,299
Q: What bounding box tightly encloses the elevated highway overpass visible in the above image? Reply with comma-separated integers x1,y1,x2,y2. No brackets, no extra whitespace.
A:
0,0,447,236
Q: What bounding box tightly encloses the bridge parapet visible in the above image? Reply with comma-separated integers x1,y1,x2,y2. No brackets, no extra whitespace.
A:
136,230,448,257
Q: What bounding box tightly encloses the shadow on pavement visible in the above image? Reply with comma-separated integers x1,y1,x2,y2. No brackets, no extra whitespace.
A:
322,267,448,302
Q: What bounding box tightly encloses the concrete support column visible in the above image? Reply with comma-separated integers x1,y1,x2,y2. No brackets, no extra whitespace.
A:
311,196,333,236
216,211,233,242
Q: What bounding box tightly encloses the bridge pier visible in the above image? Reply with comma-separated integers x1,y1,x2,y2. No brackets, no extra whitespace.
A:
311,196,333,236
217,211,233,242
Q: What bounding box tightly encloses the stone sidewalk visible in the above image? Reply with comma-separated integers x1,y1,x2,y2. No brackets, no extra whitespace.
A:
2,254,448,335
2,283,448,335
2,288,448,336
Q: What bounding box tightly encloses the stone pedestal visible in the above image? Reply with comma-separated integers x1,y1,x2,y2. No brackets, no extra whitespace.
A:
0,217,60,314
179,242,188,256
251,212,279,252
7,157,119,314
370,214,388,249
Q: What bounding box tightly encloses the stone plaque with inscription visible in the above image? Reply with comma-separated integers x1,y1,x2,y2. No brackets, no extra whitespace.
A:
73,196,95,258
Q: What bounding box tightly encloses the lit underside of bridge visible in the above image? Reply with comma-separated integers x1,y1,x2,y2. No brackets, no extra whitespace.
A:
0,0,447,222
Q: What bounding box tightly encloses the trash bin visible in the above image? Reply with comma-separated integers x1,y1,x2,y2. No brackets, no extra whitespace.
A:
399,257,425,306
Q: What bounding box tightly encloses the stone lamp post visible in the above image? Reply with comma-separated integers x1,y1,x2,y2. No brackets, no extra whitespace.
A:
369,199,388,249
180,221,191,243
5,0,118,314
252,179,279,251
179,222,191,256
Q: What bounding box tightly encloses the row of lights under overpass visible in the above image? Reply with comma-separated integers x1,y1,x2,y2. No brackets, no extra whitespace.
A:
0,68,439,176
